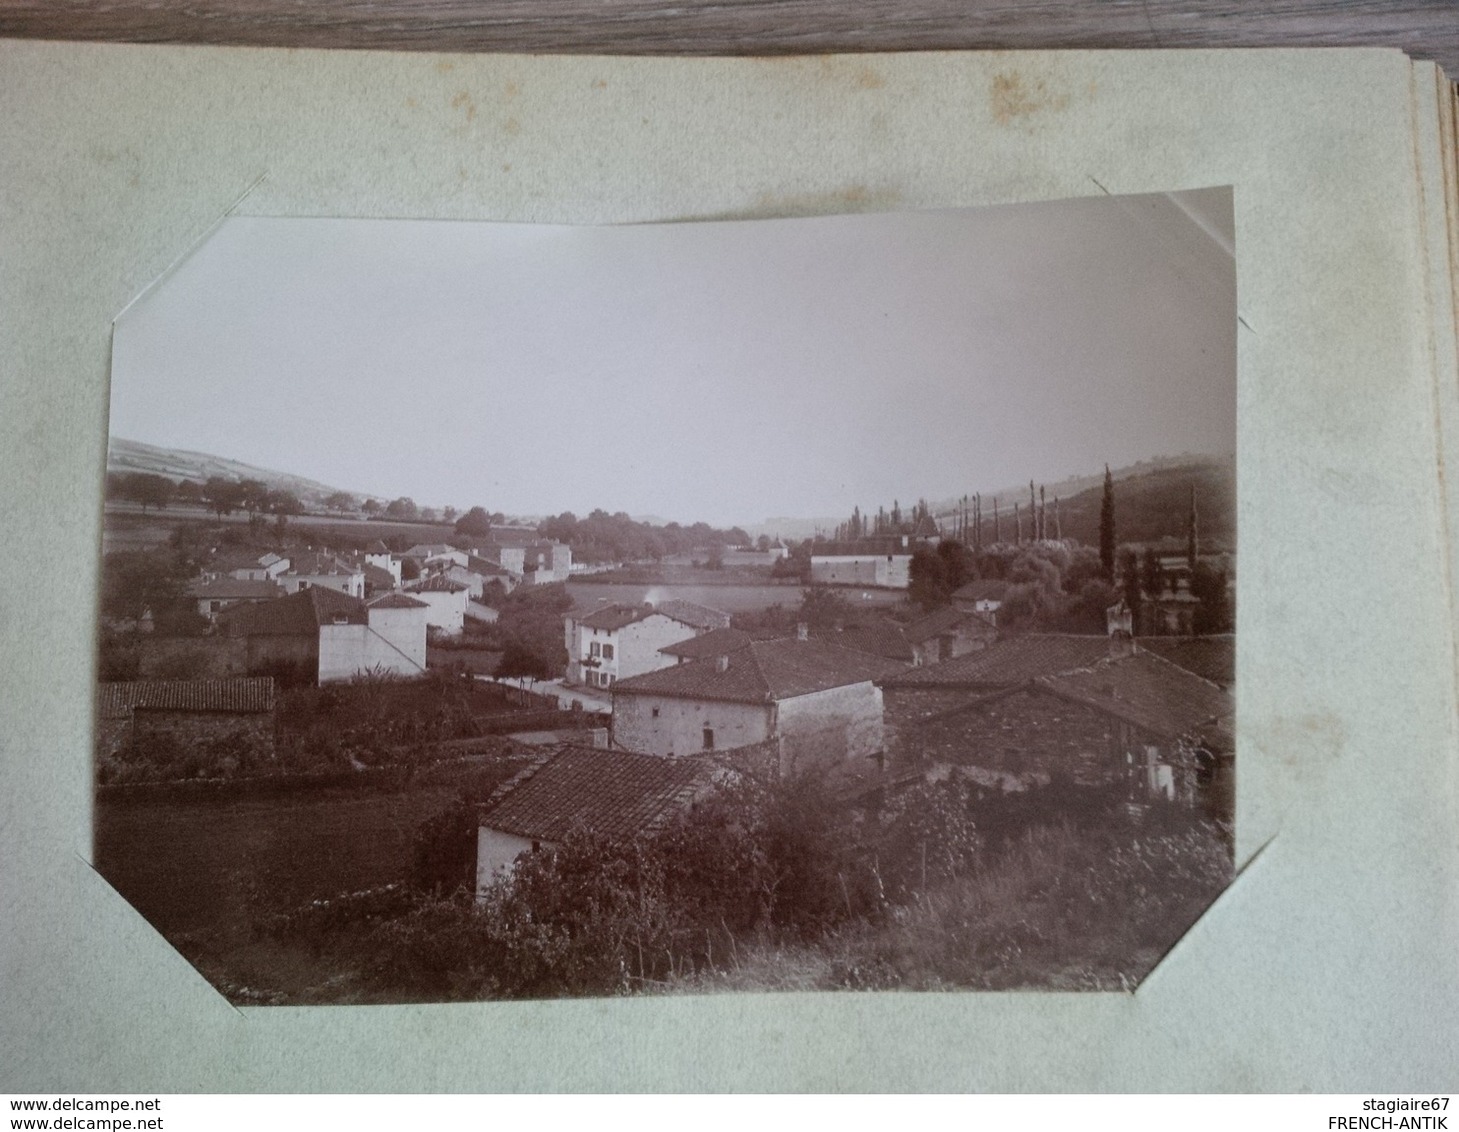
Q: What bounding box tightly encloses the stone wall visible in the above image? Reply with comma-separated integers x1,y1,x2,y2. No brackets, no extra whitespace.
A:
613,694,770,757
775,680,885,770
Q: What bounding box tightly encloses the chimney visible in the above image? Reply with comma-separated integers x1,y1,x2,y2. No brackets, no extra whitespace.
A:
796,622,809,642
714,654,730,673
1106,600,1134,658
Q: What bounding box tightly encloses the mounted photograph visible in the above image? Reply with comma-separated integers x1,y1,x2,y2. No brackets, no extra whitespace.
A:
94,190,1237,1004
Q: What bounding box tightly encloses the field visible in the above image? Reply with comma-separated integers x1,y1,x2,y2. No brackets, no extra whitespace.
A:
93,758,523,1002
566,579,905,614
102,503,459,554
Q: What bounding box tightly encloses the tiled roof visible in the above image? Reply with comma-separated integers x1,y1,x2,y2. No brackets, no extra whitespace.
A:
812,619,915,662
406,575,469,594
615,637,903,703
286,552,358,577
98,677,277,718
655,600,732,631
479,745,711,842
368,592,428,609
577,603,650,631
367,541,392,555
880,634,1113,688
186,578,283,600
219,586,367,636
1039,652,1233,746
659,628,753,659
951,579,1009,603
1136,635,1235,687
465,555,514,577
810,537,910,558
903,605,994,644
404,543,461,558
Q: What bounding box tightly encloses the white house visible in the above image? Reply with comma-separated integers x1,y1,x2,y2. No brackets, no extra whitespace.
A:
403,574,470,635
220,587,428,684
809,553,913,589
610,630,902,767
478,538,572,585
363,541,402,587
319,593,430,682
563,603,707,689
279,552,365,599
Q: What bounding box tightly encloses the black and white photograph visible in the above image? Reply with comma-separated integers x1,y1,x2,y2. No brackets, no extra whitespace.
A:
93,189,1237,1005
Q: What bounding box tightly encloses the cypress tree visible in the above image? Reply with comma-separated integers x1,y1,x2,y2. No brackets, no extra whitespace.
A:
1099,464,1116,580
1186,484,1199,572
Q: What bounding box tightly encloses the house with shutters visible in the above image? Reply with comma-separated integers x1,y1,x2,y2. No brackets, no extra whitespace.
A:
562,603,711,689
610,628,904,768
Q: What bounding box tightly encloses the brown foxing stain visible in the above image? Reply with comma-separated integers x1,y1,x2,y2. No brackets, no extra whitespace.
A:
451,91,477,122
990,71,1069,125
591,78,608,90
504,80,521,99
1247,712,1348,770
435,60,455,75
404,96,419,109
503,117,521,137
750,184,901,217
753,56,889,94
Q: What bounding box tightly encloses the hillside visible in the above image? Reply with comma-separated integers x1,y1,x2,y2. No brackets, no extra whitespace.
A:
107,437,378,508
957,456,1235,551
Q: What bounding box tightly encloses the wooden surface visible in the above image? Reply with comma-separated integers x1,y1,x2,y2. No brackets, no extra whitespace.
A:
1,1,1456,76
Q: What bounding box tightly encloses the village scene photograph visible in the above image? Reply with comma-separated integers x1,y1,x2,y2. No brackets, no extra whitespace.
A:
93,189,1236,1005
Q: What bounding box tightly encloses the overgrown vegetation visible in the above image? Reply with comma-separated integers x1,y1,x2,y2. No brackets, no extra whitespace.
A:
249,770,1231,1003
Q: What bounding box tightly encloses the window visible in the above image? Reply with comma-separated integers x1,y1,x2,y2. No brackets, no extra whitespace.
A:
602,644,614,660
590,642,601,658
651,707,660,718
702,728,715,750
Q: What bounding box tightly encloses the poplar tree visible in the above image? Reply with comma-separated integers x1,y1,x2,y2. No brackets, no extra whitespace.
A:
1099,465,1116,581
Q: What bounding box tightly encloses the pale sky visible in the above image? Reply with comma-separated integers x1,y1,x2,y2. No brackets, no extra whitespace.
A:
109,190,1235,528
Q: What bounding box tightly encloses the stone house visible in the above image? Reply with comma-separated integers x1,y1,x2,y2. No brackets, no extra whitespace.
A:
475,744,714,891
896,651,1232,817
96,677,277,764
879,634,1118,734
901,605,998,666
611,630,903,768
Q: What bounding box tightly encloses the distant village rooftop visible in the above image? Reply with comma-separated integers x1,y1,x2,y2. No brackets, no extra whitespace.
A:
614,636,903,704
